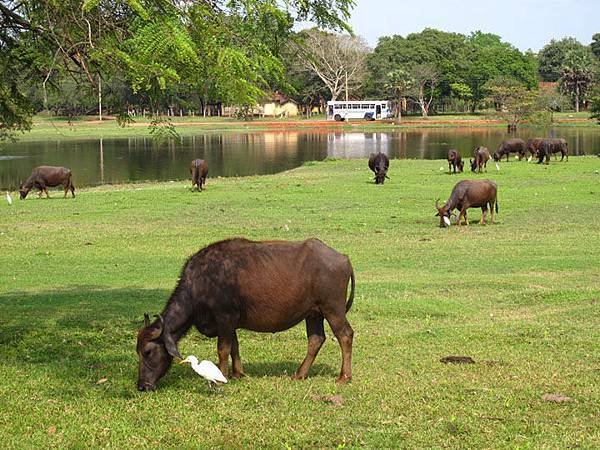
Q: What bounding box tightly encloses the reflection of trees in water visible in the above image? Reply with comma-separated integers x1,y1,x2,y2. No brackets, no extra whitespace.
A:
1,128,598,189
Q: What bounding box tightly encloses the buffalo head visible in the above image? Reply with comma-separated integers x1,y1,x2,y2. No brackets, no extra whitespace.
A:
136,313,181,391
470,158,477,172
19,182,29,200
435,199,452,228
373,166,388,184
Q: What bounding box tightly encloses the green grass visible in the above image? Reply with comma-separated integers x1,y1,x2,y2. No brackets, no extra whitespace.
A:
1,157,599,448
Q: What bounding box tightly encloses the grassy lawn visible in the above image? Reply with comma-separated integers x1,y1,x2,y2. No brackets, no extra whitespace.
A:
1,157,599,448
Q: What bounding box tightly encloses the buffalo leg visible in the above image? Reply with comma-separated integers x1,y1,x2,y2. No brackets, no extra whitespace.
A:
490,201,496,223
230,331,245,378
43,187,50,198
323,313,353,383
216,334,232,379
479,207,487,225
63,183,68,198
293,314,326,380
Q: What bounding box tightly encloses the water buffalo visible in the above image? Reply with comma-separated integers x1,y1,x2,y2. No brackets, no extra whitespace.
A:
537,138,568,164
136,238,355,391
526,138,544,161
19,166,75,199
368,152,390,184
190,159,209,191
435,179,498,227
447,149,464,173
470,146,491,173
493,138,526,162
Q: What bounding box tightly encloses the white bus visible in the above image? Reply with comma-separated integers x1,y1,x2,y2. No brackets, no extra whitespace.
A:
326,100,392,121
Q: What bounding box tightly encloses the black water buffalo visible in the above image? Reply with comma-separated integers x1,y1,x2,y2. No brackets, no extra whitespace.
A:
493,138,526,162
536,138,568,164
526,138,544,160
136,238,355,391
470,146,491,173
190,159,209,191
435,179,498,227
447,149,464,173
368,152,390,184
19,166,75,199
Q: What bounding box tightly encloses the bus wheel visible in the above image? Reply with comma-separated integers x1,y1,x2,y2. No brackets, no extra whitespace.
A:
334,114,343,121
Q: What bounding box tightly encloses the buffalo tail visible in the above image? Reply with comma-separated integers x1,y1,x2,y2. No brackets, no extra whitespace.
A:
495,199,499,214
346,268,355,313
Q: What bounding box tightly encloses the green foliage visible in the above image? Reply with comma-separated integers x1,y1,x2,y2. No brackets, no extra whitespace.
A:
538,37,587,82
484,76,537,128
559,48,595,111
592,33,600,59
149,116,182,145
590,87,600,124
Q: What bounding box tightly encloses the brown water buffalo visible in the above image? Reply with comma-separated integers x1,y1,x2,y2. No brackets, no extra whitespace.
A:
470,146,491,173
435,179,498,227
537,138,568,164
136,238,355,391
493,138,526,162
368,152,390,184
19,166,75,199
447,149,464,173
190,159,209,191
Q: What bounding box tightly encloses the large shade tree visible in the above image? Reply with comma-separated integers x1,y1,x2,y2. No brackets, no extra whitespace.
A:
0,0,355,140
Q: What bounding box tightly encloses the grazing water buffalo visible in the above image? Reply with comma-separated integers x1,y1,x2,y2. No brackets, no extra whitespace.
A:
537,138,568,164
136,238,355,391
526,138,544,160
19,166,75,199
447,149,464,173
493,138,526,162
435,179,498,227
190,159,209,191
368,152,390,184
470,146,491,173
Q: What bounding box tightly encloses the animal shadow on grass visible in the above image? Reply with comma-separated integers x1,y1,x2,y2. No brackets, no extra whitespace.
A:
0,288,337,395
0,287,167,395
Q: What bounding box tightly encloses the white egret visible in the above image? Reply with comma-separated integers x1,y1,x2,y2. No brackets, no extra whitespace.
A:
5,192,12,206
495,162,500,171
180,355,227,388
443,216,451,227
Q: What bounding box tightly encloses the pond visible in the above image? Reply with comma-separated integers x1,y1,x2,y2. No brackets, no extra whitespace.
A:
1,127,599,189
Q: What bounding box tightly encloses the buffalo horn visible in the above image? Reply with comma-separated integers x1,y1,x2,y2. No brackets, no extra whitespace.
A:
144,312,150,328
435,198,440,209
145,314,164,340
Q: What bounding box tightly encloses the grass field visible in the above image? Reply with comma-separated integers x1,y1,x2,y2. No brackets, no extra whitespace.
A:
1,157,599,448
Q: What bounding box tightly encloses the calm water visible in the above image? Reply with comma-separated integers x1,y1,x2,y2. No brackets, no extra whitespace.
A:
1,127,599,189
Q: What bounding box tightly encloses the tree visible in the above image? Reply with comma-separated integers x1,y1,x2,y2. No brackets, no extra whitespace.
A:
538,37,587,82
293,29,370,101
0,0,356,140
591,33,600,59
384,69,413,121
559,48,594,112
409,63,439,117
590,86,600,124
485,76,537,130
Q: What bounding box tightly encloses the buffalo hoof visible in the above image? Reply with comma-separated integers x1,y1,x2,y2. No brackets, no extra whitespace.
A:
291,373,307,381
336,375,351,384
231,371,246,379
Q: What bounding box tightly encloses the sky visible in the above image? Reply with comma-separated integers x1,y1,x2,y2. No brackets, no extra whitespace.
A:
343,0,599,51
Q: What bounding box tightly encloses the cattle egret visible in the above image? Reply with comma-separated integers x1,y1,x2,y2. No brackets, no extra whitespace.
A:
443,216,451,226
5,192,12,206
180,355,227,387
527,156,532,163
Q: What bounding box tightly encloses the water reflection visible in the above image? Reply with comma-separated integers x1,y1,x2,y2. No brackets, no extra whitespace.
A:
0,127,598,189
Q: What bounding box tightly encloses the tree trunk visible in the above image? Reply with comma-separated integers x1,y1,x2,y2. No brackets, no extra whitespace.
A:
575,85,580,113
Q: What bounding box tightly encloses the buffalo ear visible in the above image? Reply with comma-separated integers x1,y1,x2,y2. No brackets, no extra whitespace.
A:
435,212,440,217
144,312,150,328
163,332,182,360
